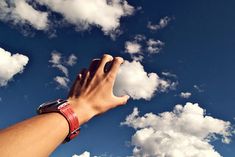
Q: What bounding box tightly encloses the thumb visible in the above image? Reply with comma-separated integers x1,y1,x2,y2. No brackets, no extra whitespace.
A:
115,95,130,106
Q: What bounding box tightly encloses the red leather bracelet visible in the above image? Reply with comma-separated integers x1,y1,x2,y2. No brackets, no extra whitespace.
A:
59,102,80,142
37,99,80,143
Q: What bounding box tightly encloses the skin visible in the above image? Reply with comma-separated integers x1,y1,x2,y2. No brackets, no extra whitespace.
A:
0,54,130,157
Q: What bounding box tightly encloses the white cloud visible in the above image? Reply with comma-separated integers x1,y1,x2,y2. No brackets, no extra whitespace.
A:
113,60,173,100
122,102,234,157
36,0,134,35
49,51,77,88
162,72,177,78
54,76,69,88
125,41,142,54
180,92,192,99
124,35,165,61
49,52,68,77
1,0,134,37
0,47,29,86
67,54,77,66
146,39,164,54
0,0,49,30
147,16,171,31
73,151,90,157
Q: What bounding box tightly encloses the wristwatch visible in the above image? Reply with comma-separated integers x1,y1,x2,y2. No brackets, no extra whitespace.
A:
37,99,80,143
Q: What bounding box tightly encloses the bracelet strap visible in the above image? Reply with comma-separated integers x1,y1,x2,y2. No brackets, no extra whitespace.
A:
59,102,80,143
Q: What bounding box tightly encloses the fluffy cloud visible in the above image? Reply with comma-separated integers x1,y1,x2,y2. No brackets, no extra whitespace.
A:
0,0,49,30
54,76,69,89
113,60,173,100
180,92,192,99
146,39,164,54
49,51,77,88
125,41,142,54
67,54,78,66
0,0,134,36
37,0,134,35
124,35,165,61
0,47,29,86
147,16,171,31
122,103,234,157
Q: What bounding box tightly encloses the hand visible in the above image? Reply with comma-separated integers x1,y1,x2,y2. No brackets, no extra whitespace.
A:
67,54,130,125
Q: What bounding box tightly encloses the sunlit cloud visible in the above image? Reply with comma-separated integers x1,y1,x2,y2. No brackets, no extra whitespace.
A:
114,60,174,100
0,47,29,87
122,102,234,157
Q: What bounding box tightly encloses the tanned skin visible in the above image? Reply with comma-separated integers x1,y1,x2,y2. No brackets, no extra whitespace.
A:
0,54,129,157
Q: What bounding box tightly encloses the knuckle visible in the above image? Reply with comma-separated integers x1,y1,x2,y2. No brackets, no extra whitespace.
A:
106,74,115,82
103,54,113,60
114,57,124,63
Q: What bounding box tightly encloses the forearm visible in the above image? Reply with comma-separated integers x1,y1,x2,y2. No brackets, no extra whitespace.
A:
0,100,94,157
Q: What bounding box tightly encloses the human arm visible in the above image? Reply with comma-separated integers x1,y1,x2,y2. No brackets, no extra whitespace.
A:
0,54,129,157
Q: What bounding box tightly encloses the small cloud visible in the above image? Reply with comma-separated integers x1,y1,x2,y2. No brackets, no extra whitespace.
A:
0,47,29,87
49,52,69,77
122,103,234,157
54,76,69,88
0,97,2,102
113,60,174,100
67,54,78,66
194,84,204,92
73,151,90,157
146,39,164,54
161,72,177,78
180,92,192,99
125,41,142,54
134,34,146,42
49,51,77,89
124,35,164,61
147,16,171,31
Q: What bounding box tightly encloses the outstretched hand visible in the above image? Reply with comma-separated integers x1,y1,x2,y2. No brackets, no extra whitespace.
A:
67,54,130,125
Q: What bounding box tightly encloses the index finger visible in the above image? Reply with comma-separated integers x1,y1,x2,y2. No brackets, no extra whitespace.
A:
107,57,124,79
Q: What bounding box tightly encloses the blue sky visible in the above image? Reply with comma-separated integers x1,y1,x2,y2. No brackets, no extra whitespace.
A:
0,0,235,157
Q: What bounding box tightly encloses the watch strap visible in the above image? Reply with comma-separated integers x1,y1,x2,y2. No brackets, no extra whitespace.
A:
59,102,80,142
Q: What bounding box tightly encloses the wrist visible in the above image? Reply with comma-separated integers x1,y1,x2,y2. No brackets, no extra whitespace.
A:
67,98,96,125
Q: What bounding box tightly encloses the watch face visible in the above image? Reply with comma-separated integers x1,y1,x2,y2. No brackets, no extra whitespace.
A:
39,99,65,109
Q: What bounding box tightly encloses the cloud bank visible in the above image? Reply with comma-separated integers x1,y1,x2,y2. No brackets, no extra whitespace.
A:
113,60,173,100
0,47,29,86
0,0,134,36
122,102,234,157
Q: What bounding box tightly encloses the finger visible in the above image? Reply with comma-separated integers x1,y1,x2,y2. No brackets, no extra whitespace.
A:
68,73,82,97
97,54,113,74
82,70,90,88
107,57,124,79
80,68,88,86
89,59,100,77
114,95,130,106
